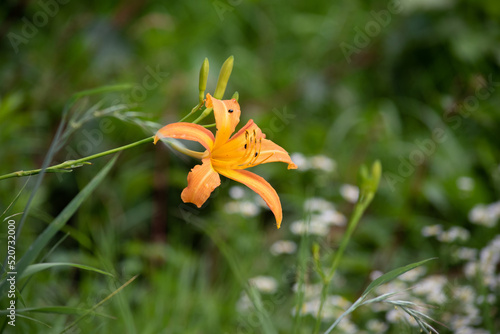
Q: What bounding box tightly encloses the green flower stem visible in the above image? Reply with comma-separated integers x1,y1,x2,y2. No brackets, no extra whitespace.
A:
0,136,154,181
192,107,213,124
313,192,375,334
179,102,204,122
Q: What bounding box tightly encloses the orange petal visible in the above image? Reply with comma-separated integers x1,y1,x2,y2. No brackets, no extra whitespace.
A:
154,122,214,151
181,158,221,207
216,168,283,228
205,94,241,149
212,119,297,170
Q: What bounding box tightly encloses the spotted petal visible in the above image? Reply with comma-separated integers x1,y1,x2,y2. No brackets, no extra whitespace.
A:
212,120,297,170
154,122,215,151
181,158,221,207
216,168,283,228
205,94,241,149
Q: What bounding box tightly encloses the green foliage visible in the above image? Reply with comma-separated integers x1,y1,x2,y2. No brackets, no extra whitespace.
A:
1,0,500,333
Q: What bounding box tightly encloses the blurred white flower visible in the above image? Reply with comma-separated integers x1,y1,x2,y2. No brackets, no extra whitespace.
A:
249,276,278,294
270,240,297,255
476,235,500,290
366,319,389,333
453,285,476,305
310,155,336,172
289,153,336,173
455,247,478,261
314,209,347,227
340,184,359,203
336,316,358,333
297,295,351,320
437,226,470,243
239,201,260,217
369,270,383,281
224,200,260,217
468,201,500,227
229,186,246,199
477,293,496,305
386,308,417,325
304,197,335,212
413,275,447,304
399,266,427,282
290,220,330,236
292,283,323,300
236,292,252,312
290,152,310,170
421,224,443,237
456,176,475,192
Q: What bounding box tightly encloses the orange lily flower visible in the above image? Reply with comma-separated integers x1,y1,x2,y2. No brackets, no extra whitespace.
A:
154,94,297,228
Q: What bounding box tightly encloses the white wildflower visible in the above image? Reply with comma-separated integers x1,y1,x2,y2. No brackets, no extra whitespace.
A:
229,186,246,199
421,224,443,237
270,240,297,255
249,276,278,294
290,152,310,170
290,220,330,236
399,266,427,282
310,155,335,172
437,226,470,243
366,319,389,332
456,176,475,192
413,275,447,304
340,184,359,203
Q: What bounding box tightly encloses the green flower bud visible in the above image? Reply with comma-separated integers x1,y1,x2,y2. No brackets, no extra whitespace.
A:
199,58,209,103
213,56,234,99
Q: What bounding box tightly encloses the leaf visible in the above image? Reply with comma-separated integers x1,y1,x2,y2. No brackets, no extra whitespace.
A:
0,156,117,296
361,258,436,298
0,306,112,318
19,262,113,280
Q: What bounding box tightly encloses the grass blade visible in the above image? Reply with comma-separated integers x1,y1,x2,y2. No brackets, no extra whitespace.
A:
19,262,113,280
361,258,436,299
0,156,117,296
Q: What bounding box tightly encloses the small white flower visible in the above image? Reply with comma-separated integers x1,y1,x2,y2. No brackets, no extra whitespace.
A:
290,220,330,236
456,176,475,192
437,226,470,243
290,152,310,171
270,240,297,255
399,266,427,282
455,247,478,261
366,319,389,333
236,292,252,312
224,200,260,217
239,201,260,217
304,197,335,213
413,275,448,304
421,224,443,237
469,201,500,227
229,186,246,199
292,283,323,299
386,308,417,325
310,155,336,172
314,209,347,226
249,276,278,294
340,184,359,203
369,270,383,281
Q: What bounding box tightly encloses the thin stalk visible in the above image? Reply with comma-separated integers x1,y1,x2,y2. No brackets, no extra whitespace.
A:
0,137,154,181
312,192,374,334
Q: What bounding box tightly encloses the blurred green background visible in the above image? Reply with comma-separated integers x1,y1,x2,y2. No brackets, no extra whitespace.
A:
1,0,499,333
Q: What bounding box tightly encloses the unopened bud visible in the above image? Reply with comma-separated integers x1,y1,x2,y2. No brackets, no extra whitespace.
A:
213,56,234,99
